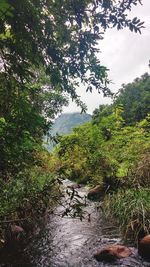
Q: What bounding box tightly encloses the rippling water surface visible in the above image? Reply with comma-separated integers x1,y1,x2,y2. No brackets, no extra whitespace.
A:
28,180,150,267
1,180,150,267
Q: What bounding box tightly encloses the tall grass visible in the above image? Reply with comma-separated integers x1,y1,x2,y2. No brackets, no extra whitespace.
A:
104,188,150,242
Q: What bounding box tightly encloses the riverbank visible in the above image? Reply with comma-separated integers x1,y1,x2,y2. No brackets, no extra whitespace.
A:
0,172,61,267
1,180,150,267
5,180,148,267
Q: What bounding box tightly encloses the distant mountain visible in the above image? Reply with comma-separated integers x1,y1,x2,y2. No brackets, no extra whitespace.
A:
45,112,91,151
51,112,91,135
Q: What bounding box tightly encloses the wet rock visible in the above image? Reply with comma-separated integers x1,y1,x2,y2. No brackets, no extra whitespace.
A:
4,225,25,247
11,225,25,242
138,235,150,261
67,184,81,190
94,244,132,262
11,225,24,234
87,185,102,200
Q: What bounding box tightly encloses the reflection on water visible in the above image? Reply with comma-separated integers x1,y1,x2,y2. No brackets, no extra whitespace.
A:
1,180,150,267
28,180,150,267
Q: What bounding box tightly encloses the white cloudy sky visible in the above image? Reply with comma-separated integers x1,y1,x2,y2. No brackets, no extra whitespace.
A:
63,0,150,114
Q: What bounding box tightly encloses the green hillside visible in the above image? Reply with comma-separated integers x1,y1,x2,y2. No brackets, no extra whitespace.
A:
45,112,91,150
51,113,91,135
55,73,150,241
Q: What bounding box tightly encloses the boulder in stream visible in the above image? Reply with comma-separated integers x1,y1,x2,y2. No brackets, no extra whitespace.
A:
138,234,150,261
87,185,102,200
67,183,81,190
94,244,132,262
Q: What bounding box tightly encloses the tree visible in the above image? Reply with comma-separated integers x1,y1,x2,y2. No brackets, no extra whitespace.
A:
0,0,144,179
0,0,144,102
114,73,150,124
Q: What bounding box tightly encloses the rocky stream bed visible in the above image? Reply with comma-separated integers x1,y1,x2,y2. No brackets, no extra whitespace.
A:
1,180,150,267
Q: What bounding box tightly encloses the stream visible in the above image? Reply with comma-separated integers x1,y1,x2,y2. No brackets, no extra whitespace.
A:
1,180,150,267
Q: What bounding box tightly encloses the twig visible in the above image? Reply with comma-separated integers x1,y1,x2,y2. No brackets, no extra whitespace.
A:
0,217,30,224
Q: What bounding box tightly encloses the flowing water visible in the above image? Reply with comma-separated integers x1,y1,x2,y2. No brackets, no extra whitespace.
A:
1,180,150,267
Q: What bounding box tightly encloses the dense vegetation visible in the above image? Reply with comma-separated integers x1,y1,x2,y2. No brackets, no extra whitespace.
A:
114,73,150,124
0,0,144,246
55,73,150,241
46,112,91,151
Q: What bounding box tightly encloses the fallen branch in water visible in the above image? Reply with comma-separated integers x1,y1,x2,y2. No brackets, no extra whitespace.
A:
0,217,30,224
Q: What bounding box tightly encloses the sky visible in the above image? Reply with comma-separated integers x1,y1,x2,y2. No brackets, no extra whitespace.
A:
63,0,150,115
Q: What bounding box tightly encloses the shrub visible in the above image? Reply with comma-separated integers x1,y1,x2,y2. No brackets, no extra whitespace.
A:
128,152,150,187
104,188,150,242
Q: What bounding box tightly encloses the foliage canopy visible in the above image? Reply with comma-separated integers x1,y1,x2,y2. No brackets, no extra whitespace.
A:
55,73,150,239
0,0,146,244
0,0,144,179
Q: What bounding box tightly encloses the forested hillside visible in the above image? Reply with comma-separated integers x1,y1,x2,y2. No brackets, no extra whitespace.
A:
55,73,150,240
51,113,91,135
114,73,150,124
46,113,91,151
0,0,145,258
